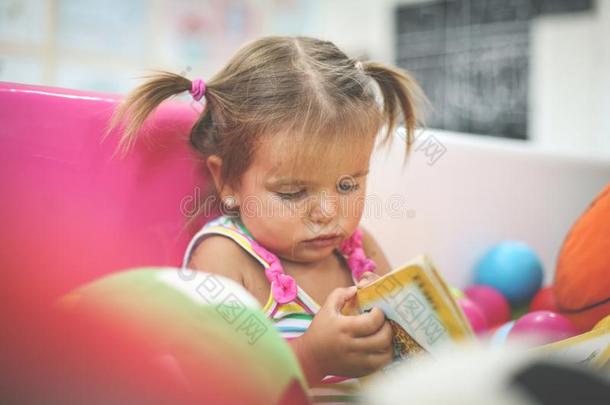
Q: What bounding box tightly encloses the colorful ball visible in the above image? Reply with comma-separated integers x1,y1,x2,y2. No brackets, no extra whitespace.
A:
58,267,308,405
464,285,511,328
508,310,578,345
593,315,610,331
488,320,515,347
474,241,543,305
457,297,488,334
529,285,559,313
555,184,610,332
510,304,530,320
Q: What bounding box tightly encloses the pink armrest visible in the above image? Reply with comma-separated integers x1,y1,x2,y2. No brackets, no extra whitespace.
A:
0,82,212,297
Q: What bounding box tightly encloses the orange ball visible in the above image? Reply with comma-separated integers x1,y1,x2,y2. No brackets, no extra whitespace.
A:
555,184,610,332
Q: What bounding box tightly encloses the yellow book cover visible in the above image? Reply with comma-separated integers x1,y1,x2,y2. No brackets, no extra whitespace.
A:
344,255,474,365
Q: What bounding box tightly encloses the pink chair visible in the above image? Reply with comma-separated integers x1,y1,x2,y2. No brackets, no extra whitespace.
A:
0,82,213,301
0,83,313,405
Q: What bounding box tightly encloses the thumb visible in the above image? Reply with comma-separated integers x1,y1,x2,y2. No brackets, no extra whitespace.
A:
326,286,358,314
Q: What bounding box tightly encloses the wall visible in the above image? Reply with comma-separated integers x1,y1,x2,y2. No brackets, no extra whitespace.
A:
530,0,610,158
363,129,610,286
314,0,610,157
2,0,607,158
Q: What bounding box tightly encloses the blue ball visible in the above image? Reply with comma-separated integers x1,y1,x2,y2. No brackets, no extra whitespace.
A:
474,241,543,305
489,320,515,347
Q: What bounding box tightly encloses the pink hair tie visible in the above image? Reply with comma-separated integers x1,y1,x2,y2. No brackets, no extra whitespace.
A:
190,78,206,101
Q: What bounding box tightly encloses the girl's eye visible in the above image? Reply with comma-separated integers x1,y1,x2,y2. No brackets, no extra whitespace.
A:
276,189,307,200
337,180,360,194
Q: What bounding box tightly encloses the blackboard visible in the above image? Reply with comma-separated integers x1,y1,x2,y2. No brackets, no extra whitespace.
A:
395,0,593,139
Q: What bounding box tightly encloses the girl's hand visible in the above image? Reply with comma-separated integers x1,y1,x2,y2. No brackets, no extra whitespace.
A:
297,286,393,383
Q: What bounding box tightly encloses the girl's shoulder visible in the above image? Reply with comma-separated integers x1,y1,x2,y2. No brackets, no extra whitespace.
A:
199,215,255,241
183,215,263,288
185,234,249,283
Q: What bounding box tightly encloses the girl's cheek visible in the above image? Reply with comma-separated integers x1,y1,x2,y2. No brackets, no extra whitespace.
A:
265,193,305,222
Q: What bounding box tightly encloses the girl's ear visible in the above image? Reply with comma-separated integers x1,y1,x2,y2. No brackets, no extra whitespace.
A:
206,155,236,200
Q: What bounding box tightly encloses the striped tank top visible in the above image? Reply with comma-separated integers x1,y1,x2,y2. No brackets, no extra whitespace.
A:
181,215,376,403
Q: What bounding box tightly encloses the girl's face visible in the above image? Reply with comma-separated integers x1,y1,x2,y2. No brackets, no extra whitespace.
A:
234,134,375,264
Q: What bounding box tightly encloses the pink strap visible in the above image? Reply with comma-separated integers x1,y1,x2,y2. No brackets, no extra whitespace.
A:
339,228,377,282
190,78,206,101
249,240,297,304
249,228,376,304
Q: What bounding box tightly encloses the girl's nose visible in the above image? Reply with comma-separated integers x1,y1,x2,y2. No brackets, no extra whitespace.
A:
308,191,338,224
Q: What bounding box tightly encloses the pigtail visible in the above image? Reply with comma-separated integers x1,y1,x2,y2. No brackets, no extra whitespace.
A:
363,62,427,155
104,71,193,158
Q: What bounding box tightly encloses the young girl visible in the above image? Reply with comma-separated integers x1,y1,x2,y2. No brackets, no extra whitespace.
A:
111,36,424,401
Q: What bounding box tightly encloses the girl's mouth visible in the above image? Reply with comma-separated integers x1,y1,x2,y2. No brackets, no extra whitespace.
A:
303,234,341,248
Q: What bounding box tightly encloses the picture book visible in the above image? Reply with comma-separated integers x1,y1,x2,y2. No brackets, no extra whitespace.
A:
342,254,475,366
343,254,610,374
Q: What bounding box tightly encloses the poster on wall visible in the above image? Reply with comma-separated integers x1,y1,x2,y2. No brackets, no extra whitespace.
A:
0,0,47,45
159,0,262,79
57,0,147,59
395,0,593,140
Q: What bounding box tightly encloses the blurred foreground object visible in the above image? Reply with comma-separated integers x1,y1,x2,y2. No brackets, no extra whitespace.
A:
2,268,309,405
364,343,609,405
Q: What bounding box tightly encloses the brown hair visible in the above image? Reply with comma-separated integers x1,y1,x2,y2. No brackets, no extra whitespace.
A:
106,36,426,220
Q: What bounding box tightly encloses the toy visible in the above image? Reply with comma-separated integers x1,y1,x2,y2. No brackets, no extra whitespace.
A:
474,241,543,305
464,285,511,328
508,310,578,345
510,304,530,320
488,320,515,347
529,285,559,313
555,184,610,332
593,315,610,330
457,297,488,334
58,267,308,405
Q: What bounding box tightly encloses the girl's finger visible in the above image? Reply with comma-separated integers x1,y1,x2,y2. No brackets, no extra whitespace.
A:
346,307,386,337
348,322,393,353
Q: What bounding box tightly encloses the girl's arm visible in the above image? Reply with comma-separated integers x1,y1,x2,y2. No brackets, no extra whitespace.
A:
288,287,393,387
188,234,393,386
288,336,326,387
188,237,330,383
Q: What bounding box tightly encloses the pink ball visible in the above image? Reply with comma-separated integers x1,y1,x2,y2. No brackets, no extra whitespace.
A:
465,285,511,328
458,297,488,334
508,310,578,345
529,286,559,313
